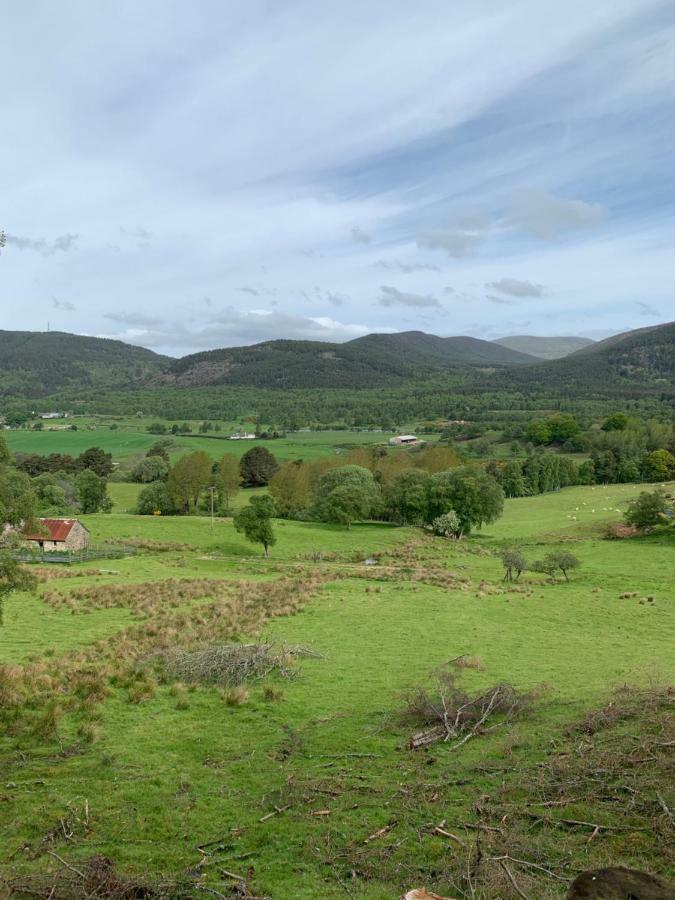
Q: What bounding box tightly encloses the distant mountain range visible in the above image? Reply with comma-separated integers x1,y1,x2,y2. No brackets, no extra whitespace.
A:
0,322,672,397
494,334,594,360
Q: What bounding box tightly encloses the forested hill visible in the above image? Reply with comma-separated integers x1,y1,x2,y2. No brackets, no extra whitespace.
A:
0,330,169,396
494,334,594,360
157,331,536,389
493,321,675,394
0,322,671,399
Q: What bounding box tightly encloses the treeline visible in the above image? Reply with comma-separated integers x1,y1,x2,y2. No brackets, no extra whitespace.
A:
486,447,674,499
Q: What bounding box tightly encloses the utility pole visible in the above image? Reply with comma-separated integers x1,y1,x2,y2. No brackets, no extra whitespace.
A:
209,486,216,528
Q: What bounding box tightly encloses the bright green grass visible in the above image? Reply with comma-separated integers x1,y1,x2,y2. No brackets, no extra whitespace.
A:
1,485,673,898
79,512,412,559
108,482,142,512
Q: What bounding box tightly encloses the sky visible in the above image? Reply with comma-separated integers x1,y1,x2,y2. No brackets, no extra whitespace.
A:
1,0,674,357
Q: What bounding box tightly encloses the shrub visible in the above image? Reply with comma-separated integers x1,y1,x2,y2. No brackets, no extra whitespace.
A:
430,511,461,538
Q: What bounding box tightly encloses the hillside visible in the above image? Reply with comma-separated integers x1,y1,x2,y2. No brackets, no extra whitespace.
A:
350,332,536,365
496,321,675,394
0,331,169,397
494,334,594,359
158,331,536,390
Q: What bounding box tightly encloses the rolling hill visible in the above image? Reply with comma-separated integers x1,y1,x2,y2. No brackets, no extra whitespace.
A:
0,322,671,399
494,334,594,360
0,331,169,397
157,331,537,389
495,321,675,393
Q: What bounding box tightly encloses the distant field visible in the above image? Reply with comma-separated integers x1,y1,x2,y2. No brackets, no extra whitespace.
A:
4,426,407,465
1,483,673,898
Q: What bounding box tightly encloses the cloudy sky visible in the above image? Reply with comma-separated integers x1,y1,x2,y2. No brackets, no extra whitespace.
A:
1,0,673,356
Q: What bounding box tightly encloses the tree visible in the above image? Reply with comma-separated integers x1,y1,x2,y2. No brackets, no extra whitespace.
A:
0,557,37,625
427,467,504,537
136,482,178,516
640,449,675,482
216,454,241,513
546,414,580,445
602,412,629,432
500,460,527,498
0,468,37,528
314,465,380,528
131,456,169,483
77,447,113,477
0,433,10,465
624,490,669,530
147,422,168,435
499,548,527,582
383,469,430,524
524,420,551,446
146,442,170,463
268,460,311,518
234,495,276,556
239,446,279,487
431,511,461,538
75,469,111,514
534,550,580,582
167,451,213,513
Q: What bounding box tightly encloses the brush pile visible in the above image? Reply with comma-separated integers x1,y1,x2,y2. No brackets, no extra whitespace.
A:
400,671,536,750
160,641,321,687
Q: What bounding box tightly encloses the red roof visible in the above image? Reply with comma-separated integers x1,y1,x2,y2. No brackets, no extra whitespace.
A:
24,518,79,542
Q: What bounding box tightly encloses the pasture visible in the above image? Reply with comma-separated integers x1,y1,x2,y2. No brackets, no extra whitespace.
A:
0,483,673,898
4,425,401,467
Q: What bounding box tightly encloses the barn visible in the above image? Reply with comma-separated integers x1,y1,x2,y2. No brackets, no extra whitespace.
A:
23,518,91,552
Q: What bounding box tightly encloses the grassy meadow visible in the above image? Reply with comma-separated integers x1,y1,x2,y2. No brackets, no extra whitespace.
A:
0,483,673,898
4,424,401,467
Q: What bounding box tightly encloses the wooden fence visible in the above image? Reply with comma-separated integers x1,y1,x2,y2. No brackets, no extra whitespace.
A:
4,545,138,565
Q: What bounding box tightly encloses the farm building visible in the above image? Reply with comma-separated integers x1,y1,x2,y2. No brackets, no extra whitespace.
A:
23,518,90,552
389,434,419,446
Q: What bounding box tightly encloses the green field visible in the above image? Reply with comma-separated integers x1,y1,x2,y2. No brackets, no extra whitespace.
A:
4,426,405,467
0,483,673,898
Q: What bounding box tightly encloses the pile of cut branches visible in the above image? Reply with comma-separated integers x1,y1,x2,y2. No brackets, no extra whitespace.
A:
160,641,321,687
400,671,537,751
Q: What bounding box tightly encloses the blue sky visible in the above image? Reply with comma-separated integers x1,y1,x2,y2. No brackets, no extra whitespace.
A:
1,0,673,356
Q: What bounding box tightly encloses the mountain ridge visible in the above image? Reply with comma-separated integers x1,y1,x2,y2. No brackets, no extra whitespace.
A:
0,322,671,397
494,334,595,360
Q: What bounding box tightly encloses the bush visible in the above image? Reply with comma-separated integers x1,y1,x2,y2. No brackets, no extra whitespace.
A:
430,511,461,538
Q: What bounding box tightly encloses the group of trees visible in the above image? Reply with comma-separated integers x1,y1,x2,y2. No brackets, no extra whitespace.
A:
499,547,580,582
270,458,504,535
16,446,113,478
135,446,280,516
485,440,674,500
1,439,112,518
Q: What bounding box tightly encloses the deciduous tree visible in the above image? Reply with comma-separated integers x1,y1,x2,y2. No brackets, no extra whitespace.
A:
239,446,279,487
234,495,276,556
